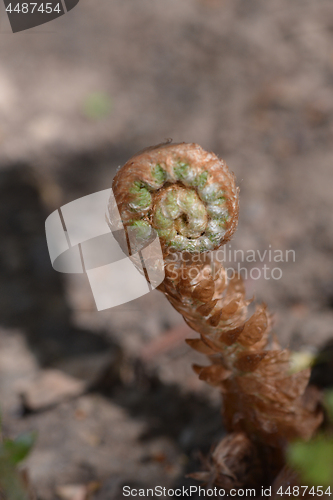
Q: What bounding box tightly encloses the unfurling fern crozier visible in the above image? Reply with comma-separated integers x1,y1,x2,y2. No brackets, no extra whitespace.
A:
111,142,323,489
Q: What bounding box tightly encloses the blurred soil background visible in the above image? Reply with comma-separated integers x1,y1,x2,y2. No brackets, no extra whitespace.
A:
0,0,333,498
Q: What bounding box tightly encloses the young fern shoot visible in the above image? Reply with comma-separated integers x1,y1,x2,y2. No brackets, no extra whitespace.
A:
111,142,323,489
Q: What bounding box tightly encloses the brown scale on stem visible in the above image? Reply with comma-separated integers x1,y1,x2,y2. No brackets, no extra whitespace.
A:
111,142,323,489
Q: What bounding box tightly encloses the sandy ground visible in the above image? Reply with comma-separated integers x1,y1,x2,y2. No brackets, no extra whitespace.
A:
0,0,333,498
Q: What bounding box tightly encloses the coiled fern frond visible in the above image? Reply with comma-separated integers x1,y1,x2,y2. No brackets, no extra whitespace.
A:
111,142,323,489
112,142,239,253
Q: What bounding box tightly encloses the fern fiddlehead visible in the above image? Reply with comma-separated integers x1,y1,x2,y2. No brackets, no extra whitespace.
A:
111,142,323,490
112,142,239,253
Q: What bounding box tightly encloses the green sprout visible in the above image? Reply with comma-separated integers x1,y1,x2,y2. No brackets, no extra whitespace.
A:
152,164,167,185
129,181,152,210
129,220,151,239
174,161,190,181
83,91,113,119
0,423,36,500
287,390,333,488
192,171,209,189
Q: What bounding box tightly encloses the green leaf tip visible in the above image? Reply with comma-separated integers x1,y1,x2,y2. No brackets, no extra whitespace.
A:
152,164,167,184
2,432,37,465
